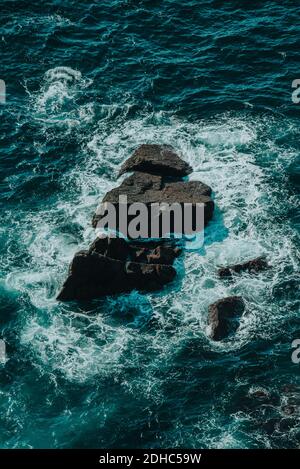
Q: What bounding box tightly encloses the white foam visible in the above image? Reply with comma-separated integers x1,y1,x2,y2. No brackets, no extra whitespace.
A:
24,67,94,130
2,109,297,388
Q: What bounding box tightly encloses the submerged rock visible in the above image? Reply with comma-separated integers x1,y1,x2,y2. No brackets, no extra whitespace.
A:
248,388,271,401
118,144,192,177
281,405,297,416
208,296,245,341
218,256,269,278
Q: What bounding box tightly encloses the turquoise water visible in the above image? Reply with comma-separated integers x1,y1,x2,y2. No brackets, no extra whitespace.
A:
0,0,299,448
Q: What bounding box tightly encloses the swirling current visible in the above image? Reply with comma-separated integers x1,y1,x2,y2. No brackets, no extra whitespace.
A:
0,0,299,449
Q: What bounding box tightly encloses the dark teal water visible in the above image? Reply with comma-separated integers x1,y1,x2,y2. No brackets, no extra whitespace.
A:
0,0,299,448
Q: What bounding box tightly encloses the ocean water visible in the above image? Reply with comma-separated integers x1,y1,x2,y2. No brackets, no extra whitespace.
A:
0,0,299,449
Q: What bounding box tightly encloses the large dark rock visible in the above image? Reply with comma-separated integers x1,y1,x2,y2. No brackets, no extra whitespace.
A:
208,296,245,341
118,144,192,177
89,235,182,264
218,256,269,278
57,249,176,301
92,171,214,235
106,172,212,204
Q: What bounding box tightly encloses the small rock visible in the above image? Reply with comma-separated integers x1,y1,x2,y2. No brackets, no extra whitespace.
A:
281,405,297,416
218,256,269,278
248,388,270,400
208,296,245,341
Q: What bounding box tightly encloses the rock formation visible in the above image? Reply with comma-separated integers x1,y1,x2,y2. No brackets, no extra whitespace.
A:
218,256,269,278
57,144,214,302
210,257,271,340
207,296,245,341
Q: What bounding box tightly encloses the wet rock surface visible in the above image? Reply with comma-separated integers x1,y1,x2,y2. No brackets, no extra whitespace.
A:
248,388,270,400
88,235,182,265
57,248,176,301
92,171,214,231
118,144,192,177
211,257,271,340
208,296,245,341
218,256,269,278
